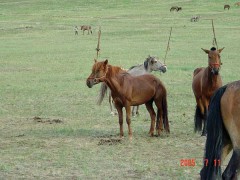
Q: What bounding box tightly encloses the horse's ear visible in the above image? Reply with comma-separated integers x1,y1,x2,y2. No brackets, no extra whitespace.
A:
104,59,108,66
94,59,97,63
218,47,225,53
201,48,210,54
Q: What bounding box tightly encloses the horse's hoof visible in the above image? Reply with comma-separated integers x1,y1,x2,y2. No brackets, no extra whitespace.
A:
201,132,207,136
129,135,133,140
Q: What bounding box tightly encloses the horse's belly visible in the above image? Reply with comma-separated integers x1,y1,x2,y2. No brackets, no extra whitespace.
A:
130,90,155,105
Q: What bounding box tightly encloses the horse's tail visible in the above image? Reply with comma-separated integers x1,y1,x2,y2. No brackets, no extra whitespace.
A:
156,86,169,133
200,85,228,180
97,83,108,105
162,92,169,133
194,105,204,133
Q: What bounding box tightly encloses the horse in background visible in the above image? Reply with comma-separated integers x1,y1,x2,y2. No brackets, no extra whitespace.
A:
192,47,224,136
170,6,182,12
200,80,240,180
97,56,167,116
191,16,200,22
235,2,240,6
224,4,230,10
80,25,92,35
86,60,169,138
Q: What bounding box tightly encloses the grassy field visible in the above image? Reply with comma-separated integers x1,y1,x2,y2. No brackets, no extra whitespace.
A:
0,0,239,179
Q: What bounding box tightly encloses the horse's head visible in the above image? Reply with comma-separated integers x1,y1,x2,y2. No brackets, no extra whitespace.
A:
202,47,224,75
86,59,108,88
144,56,167,73
80,26,83,30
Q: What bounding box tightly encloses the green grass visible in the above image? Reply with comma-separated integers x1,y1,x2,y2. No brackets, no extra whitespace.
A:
0,0,239,179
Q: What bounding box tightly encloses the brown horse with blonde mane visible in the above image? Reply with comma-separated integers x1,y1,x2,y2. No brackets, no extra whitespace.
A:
200,80,240,180
86,60,169,138
192,47,224,136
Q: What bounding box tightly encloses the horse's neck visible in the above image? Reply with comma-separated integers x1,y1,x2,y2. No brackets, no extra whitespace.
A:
207,67,221,88
144,64,152,73
104,65,124,93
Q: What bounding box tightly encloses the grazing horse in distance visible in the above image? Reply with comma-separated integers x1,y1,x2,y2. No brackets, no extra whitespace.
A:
224,4,230,10
97,56,167,116
200,80,240,180
80,25,92,35
191,16,200,22
86,60,169,138
192,47,224,136
170,6,182,12
235,2,240,6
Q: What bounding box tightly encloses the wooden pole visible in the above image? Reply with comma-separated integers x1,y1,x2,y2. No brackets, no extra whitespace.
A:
164,27,172,64
96,26,101,59
211,19,218,49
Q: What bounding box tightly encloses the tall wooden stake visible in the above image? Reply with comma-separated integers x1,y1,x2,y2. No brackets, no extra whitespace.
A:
96,26,101,59
164,27,172,64
211,19,218,49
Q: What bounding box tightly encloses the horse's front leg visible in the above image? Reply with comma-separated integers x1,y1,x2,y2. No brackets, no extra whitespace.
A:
125,104,133,139
109,94,114,115
115,105,124,138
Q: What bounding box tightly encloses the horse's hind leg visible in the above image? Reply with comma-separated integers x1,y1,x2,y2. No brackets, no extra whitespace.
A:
136,106,140,115
154,100,164,136
222,149,240,180
145,101,156,136
194,98,204,133
201,107,208,136
132,106,136,117
131,106,140,117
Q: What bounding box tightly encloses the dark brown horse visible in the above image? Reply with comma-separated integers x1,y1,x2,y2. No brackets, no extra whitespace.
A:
192,47,224,136
86,60,169,138
224,4,230,10
170,6,182,12
80,25,92,35
200,80,240,180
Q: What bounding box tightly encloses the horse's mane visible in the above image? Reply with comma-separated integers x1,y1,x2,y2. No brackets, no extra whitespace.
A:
107,65,126,76
128,65,138,70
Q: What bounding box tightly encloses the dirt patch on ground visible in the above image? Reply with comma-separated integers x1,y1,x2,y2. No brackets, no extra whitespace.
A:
98,138,122,146
33,116,63,124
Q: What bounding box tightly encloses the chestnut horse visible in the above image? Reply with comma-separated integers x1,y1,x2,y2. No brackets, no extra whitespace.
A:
200,80,240,180
86,60,169,138
192,47,224,136
97,56,167,116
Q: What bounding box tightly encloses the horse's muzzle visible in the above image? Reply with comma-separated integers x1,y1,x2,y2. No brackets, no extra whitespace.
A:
86,78,100,88
86,79,94,88
160,65,167,73
211,68,219,75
